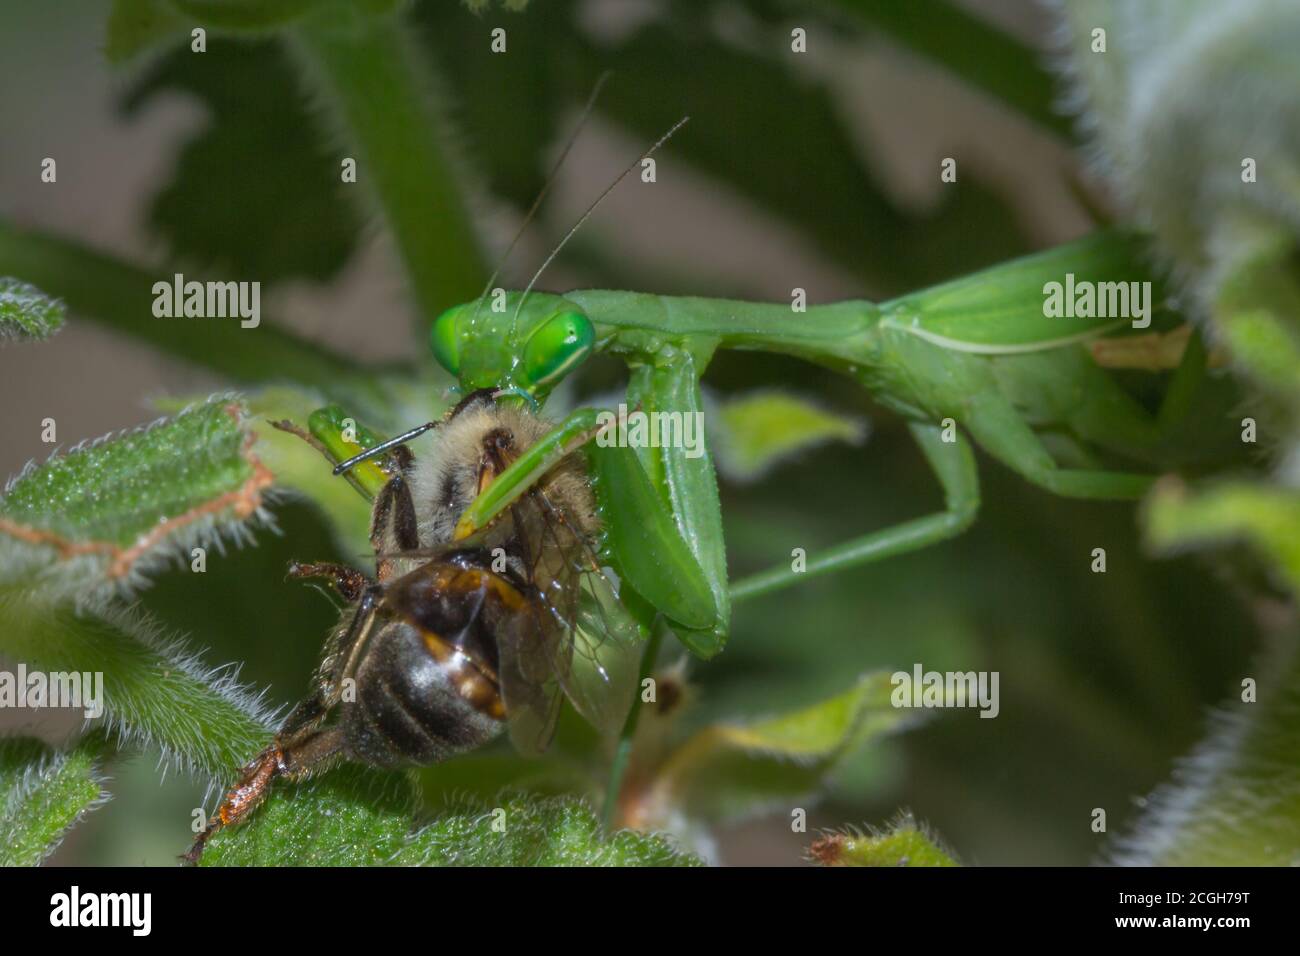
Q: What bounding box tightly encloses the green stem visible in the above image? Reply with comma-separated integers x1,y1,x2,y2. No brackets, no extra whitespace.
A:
292,6,488,327
602,620,664,832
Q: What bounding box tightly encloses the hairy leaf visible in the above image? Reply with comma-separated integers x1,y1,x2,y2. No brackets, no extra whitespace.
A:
1056,0,1300,302
201,767,701,866
0,277,65,343
808,812,958,867
0,399,273,596
1109,642,1300,865
0,735,110,866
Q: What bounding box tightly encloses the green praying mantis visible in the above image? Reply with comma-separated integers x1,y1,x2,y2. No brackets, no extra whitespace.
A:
303,227,1213,663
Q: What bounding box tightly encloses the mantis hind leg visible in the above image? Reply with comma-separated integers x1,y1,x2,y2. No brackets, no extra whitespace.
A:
963,387,1154,499
730,421,979,601
1071,328,1210,461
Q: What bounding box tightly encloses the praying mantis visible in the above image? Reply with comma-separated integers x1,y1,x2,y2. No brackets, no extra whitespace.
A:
306,228,1213,663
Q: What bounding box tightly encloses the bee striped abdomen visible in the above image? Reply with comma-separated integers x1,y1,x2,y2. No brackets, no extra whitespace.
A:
343,620,501,767
339,552,529,767
420,630,506,720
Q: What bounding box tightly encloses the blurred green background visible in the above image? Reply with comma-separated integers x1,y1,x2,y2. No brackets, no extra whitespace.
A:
0,0,1262,865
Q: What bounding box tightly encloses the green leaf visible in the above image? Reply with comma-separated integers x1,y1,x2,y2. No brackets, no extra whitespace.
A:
712,389,866,483
808,812,958,866
106,0,187,64
201,767,701,866
1146,481,1300,600
1055,0,1300,305
630,672,922,826
120,37,364,285
0,736,110,866
0,277,65,343
0,398,272,595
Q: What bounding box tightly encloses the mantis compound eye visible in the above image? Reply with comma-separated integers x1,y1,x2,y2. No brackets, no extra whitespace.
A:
430,306,462,376
523,310,594,388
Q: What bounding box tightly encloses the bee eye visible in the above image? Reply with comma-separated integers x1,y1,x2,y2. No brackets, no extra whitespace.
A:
430,307,462,376
523,311,594,387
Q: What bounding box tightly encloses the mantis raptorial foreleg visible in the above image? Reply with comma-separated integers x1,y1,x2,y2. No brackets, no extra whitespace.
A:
622,347,730,654
450,392,727,654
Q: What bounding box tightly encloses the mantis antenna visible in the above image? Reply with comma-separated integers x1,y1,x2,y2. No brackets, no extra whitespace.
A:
510,115,691,331
470,71,613,331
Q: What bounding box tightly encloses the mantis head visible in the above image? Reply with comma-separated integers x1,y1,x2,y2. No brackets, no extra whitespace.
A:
431,292,595,405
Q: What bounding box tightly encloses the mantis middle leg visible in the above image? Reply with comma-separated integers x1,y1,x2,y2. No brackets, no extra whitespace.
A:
729,420,979,600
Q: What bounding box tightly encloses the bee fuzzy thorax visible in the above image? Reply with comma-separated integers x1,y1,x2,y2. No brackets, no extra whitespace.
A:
408,399,599,548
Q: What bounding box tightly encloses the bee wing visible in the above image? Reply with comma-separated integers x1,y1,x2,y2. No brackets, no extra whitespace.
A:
494,596,565,756
526,489,644,740
565,568,642,737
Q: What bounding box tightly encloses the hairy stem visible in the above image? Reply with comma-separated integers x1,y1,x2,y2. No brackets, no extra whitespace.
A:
602,623,663,832
292,5,488,327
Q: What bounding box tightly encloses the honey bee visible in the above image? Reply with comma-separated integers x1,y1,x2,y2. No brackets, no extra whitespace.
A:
184,389,638,863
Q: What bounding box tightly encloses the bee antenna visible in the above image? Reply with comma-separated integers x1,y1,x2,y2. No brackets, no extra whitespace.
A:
471,71,613,332
512,116,690,331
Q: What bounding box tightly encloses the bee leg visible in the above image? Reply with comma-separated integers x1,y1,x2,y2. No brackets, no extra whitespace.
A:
183,726,346,865
283,585,382,736
183,741,284,864
370,447,420,580
287,560,370,602
184,587,382,864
